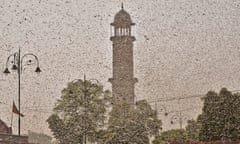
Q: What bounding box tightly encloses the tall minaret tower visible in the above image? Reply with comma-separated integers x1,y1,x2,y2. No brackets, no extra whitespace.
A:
109,4,138,104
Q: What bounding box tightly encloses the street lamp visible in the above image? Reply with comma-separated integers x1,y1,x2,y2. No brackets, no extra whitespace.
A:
154,102,168,116
70,75,101,144
3,48,41,136
170,111,189,129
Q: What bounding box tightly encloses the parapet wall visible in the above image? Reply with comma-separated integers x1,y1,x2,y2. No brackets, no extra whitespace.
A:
0,134,36,144
171,142,240,144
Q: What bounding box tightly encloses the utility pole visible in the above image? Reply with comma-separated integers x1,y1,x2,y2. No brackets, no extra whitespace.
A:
83,74,87,144
72,75,100,144
17,48,21,136
179,112,183,129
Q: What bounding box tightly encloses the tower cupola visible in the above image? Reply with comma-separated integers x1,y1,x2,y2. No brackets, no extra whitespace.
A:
110,5,135,37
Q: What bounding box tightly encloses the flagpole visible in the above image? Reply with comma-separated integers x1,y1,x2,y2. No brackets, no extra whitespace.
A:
10,103,13,128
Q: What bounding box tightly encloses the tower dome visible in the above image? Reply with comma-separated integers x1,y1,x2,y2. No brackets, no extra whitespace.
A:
112,8,135,28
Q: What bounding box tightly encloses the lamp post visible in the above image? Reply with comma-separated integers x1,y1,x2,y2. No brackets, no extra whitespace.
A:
154,102,168,116
170,111,189,129
71,75,100,144
3,48,41,136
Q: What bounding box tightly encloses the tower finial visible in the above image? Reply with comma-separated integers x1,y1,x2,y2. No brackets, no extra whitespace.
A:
121,2,124,9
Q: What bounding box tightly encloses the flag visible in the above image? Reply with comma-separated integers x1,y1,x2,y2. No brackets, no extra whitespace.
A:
12,101,24,117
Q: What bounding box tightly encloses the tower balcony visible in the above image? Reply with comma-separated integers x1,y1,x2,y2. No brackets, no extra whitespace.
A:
110,36,136,41
108,77,138,84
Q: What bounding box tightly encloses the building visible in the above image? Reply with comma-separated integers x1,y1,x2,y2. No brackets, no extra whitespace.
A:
108,4,138,105
0,119,35,144
0,119,12,134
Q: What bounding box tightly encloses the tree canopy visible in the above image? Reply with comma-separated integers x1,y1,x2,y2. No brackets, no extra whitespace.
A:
198,88,240,142
153,129,188,144
185,119,201,142
154,88,240,143
98,100,162,144
47,79,111,144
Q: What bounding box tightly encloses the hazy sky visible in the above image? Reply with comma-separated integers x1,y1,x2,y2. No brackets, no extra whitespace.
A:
0,0,240,135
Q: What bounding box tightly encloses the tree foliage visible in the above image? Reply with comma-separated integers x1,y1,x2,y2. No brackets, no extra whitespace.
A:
153,129,188,144
153,120,200,144
98,100,162,144
198,88,240,142
185,119,201,142
47,79,111,144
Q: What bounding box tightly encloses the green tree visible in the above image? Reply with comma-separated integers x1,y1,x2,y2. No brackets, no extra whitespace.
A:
99,100,162,144
153,129,188,144
47,79,111,144
185,119,200,142
199,88,240,141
